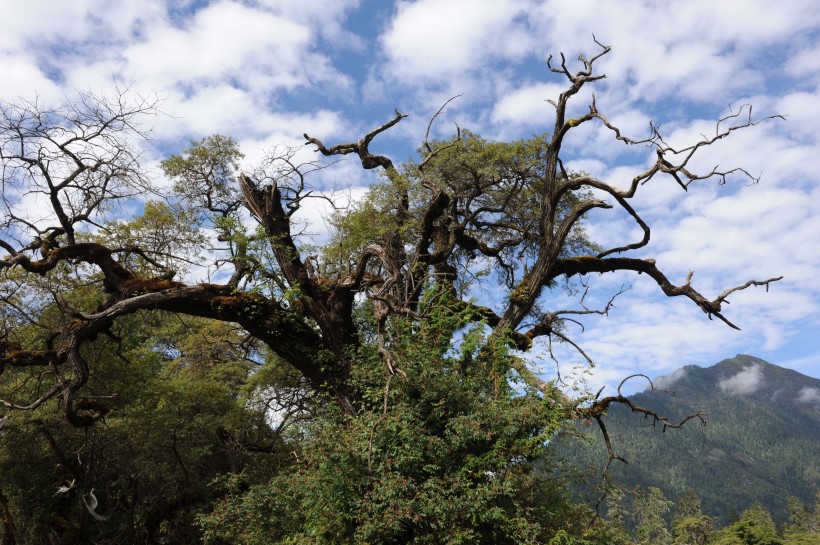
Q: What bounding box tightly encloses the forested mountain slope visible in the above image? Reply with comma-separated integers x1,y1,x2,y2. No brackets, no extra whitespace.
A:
560,355,820,525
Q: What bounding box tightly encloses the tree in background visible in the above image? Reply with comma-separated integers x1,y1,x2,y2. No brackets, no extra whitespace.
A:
785,497,811,536
672,491,714,545
779,495,820,545
633,486,672,545
0,43,781,543
0,309,286,543
711,503,781,545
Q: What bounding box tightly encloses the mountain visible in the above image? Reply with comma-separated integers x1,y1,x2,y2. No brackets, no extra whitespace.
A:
557,355,820,525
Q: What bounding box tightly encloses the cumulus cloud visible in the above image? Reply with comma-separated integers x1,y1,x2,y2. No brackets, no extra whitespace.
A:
719,365,763,396
122,1,344,92
0,1,95,50
0,54,61,103
255,0,363,46
381,0,532,81
0,0,357,157
490,83,564,126
528,0,820,103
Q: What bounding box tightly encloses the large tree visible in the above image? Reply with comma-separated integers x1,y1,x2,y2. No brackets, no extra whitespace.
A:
0,44,782,541
0,43,779,425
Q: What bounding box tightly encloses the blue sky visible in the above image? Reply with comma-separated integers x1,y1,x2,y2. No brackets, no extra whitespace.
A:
2,0,819,394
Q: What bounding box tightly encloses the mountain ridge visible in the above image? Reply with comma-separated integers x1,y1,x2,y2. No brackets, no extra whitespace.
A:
560,354,820,525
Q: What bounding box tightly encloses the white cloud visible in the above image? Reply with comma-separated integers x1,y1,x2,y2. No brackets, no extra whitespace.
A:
719,364,763,396
796,387,820,406
291,185,370,247
154,85,268,139
777,90,820,142
491,83,564,126
381,0,532,82
654,367,688,390
254,0,363,46
0,1,355,156
0,1,94,50
529,0,820,104
0,54,61,102
0,1,166,92
153,85,347,143
786,43,820,78
122,2,314,88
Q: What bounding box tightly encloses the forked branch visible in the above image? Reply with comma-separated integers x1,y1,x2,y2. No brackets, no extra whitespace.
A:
304,110,407,171
583,374,707,471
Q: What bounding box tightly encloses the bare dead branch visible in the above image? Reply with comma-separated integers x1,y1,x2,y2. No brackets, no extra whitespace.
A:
304,110,407,172
577,373,709,471
419,96,463,174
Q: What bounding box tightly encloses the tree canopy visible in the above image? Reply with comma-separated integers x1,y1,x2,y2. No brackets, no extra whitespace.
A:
0,44,783,543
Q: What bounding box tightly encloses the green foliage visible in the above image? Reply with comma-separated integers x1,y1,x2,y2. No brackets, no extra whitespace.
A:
197,292,621,544
324,131,599,289
408,130,599,258
98,199,205,275
785,497,812,536
672,516,715,545
3,265,595,544
671,490,714,545
161,134,244,217
675,490,706,521
633,486,673,545
711,503,782,545
1,41,794,544
0,309,284,544
779,533,820,545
